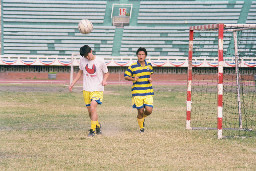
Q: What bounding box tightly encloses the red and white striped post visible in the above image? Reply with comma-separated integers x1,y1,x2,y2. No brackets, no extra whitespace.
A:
186,29,194,130
217,24,224,139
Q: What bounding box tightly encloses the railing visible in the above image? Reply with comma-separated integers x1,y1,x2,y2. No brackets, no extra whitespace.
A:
0,55,255,68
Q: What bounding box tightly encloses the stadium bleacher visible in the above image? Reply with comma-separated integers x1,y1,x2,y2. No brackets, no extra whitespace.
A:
0,0,255,69
121,26,188,58
246,1,256,24
138,1,243,25
2,0,114,56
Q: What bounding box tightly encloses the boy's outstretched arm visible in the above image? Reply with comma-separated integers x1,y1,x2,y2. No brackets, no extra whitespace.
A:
69,70,83,92
102,72,110,86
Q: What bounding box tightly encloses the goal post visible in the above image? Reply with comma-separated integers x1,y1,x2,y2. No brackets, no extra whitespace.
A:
186,24,256,139
70,53,80,85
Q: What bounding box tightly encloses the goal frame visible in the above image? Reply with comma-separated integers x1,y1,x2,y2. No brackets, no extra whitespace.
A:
186,24,256,139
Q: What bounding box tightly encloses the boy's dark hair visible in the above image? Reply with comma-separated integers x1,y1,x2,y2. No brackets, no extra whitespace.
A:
136,47,147,56
80,45,92,57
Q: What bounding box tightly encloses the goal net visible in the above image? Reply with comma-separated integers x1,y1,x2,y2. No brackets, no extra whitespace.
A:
186,24,256,139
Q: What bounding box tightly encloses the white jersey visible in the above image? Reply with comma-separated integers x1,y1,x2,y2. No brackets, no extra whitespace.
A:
79,56,108,91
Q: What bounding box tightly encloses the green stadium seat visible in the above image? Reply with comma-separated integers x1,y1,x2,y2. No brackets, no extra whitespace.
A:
246,2,256,24
1,0,255,60
2,0,112,56
121,26,189,57
138,1,243,25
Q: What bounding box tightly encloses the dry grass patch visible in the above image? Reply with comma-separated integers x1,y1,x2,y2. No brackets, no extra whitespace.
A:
0,84,255,170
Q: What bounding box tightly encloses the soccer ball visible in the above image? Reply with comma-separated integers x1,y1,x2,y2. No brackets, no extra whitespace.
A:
78,19,93,34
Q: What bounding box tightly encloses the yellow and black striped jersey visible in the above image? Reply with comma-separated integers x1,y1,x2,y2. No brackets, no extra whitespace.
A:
124,61,154,96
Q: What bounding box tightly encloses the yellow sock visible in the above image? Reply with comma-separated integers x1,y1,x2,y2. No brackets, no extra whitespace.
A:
91,120,98,131
96,120,100,128
137,118,144,129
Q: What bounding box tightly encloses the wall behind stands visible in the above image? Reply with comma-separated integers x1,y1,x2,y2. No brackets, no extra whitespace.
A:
1,0,255,59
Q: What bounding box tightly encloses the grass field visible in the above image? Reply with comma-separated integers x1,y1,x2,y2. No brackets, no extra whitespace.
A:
0,84,255,170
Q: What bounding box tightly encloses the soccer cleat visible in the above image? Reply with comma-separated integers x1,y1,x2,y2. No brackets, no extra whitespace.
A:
88,129,95,137
140,128,145,133
143,119,145,127
96,123,102,135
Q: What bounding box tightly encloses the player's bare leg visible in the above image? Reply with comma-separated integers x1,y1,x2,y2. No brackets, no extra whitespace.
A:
144,106,153,117
137,106,153,133
137,108,144,119
87,100,98,121
137,108,145,133
87,100,99,137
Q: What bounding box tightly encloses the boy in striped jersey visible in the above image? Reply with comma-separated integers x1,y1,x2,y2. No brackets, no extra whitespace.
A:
124,47,154,133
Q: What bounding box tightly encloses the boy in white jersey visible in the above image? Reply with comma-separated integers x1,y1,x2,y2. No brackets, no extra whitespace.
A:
69,45,109,137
